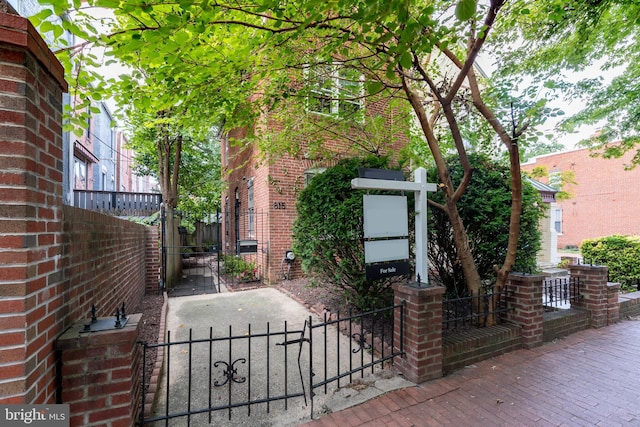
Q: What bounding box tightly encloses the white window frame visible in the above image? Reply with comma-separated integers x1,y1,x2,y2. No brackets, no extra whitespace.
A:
554,207,563,235
73,157,87,189
549,171,561,190
247,178,255,238
304,167,326,187
306,64,364,119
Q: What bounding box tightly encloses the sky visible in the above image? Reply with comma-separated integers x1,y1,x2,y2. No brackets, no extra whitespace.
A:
475,54,620,152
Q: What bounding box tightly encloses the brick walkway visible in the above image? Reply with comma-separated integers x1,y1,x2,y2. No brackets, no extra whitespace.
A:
301,319,640,426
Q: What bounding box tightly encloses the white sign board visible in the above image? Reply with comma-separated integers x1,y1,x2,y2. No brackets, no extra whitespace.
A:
363,195,408,238
364,239,409,263
353,168,436,285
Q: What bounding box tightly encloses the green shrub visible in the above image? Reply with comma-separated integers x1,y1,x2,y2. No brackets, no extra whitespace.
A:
292,156,403,310
427,153,544,297
580,235,640,291
221,254,257,281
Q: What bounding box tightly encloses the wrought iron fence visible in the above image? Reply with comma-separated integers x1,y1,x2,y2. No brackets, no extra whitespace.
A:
307,303,404,415
140,323,307,426
442,287,511,332
543,276,581,309
139,302,404,425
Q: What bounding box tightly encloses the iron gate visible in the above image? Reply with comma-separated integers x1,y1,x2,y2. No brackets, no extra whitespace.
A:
160,207,268,296
139,303,404,425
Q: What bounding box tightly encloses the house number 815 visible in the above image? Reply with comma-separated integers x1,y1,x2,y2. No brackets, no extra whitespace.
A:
273,202,286,210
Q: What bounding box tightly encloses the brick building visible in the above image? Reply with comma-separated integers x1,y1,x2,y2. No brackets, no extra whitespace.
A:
522,145,640,249
221,72,410,283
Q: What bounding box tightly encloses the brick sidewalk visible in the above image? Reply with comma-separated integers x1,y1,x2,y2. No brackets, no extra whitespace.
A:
301,319,640,426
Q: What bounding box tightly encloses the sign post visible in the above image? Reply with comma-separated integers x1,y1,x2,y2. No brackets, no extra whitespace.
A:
352,167,437,285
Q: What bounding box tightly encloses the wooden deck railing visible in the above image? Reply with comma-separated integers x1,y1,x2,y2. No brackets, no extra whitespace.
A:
73,190,162,216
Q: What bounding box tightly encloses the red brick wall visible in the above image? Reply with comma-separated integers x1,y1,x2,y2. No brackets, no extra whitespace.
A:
0,12,67,404
57,314,142,427
145,226,160,293
222,95,410,283
522,147,640,248
61,206,148,320
0,13,153,406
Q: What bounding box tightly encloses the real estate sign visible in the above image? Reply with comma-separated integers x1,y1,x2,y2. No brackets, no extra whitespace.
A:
352,168,436,285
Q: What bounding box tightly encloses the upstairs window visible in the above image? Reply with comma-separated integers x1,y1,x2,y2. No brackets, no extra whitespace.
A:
548,171,561,189
307,64,363,119
554,207,563,234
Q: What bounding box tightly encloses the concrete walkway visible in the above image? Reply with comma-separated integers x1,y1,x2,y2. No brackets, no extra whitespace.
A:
301,318,640,426
151,287,412,426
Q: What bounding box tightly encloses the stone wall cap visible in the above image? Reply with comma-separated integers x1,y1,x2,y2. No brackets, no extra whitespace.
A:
393,282,445,297
57,313,142,350
0,12,67,91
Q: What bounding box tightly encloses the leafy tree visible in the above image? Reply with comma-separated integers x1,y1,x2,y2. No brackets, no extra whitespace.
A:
32,2,252,212
527,165,577,202
428,154,543,297
32,0,563,298
292,156,401,310
520,139,565,163
491,0,640,166
128,119,223,218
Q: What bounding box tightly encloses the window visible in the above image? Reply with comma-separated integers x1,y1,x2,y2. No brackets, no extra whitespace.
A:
548,171,561,189
307,64,363,119
247,178,254,238
554,207,563,234
73,157,87,189
110,129,116,161
223,133,229,167
304,167,326,187
86,105,91,139
224,196,229,243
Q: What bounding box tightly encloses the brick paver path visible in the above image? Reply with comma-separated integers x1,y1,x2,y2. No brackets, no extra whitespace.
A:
302,319,640,426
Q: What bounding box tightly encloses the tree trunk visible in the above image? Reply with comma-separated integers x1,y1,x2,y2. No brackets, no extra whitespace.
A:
495,142,523,291
157,123,180,209
401,76,483,297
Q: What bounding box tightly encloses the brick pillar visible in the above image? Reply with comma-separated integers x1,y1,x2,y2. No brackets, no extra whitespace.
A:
506,273,544,349
0,13,67,403
57,313,142,427
607,283,620,325
570,264,610,328
145,226,159,293
393,283,445,383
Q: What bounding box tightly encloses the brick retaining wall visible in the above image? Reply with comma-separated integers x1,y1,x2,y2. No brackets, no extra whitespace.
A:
0,12,155,408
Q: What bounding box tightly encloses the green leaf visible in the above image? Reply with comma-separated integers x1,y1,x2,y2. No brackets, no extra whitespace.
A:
455,0,477,21
399,52,413,69
365,81,384,95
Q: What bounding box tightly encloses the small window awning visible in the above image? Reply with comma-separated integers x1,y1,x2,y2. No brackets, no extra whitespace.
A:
74,140,99,163
526,177,557,203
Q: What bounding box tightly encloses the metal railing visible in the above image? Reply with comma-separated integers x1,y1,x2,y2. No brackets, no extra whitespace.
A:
73,190,161,215
140,323,307,426
308,303,404,416
543,276,581,309
139,302,404,425
442,287,511,332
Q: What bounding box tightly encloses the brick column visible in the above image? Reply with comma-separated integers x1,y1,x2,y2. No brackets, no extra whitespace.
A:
506,273,544,349
607,283,620,325
570,264,610,328
0,12,67,403
393,283,445,383
57,313,142,427
145,226,160,293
